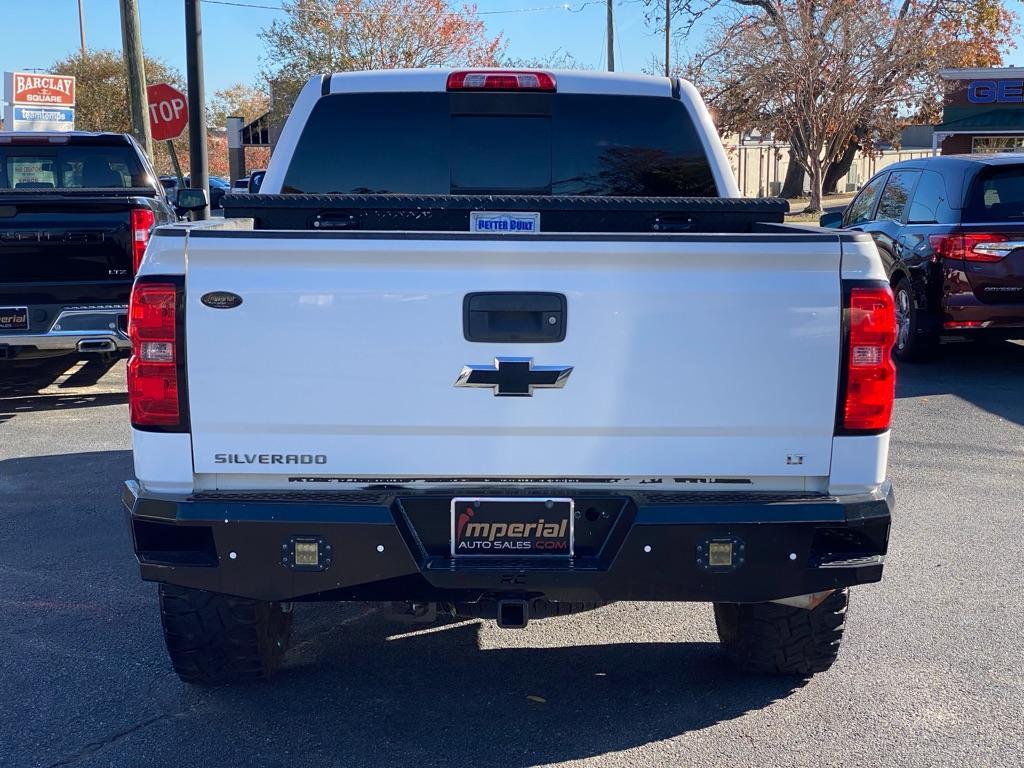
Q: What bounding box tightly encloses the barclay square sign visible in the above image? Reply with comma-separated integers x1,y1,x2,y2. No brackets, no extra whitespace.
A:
3,71,77,132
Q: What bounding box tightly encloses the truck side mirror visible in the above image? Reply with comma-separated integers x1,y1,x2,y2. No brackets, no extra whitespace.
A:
175,188,209,214
819,211,843,229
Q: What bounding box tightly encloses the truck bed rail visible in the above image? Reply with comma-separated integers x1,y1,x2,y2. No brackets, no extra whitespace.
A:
222,193,789,233
0,187,159,197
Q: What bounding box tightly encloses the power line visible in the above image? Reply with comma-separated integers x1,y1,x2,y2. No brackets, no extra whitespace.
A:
200,0,603,17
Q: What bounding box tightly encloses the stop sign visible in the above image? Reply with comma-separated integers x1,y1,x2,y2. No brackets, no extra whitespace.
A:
147,83,188,141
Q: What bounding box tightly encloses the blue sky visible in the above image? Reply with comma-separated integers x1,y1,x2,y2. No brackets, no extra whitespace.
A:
0,0,675,95
1,0,1023,98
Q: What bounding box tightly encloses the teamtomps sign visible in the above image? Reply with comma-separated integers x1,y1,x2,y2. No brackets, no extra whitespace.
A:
9,106,75,131
3,71,76,132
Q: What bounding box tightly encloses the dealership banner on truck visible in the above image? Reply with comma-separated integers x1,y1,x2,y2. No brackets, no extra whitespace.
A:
3,72,76,132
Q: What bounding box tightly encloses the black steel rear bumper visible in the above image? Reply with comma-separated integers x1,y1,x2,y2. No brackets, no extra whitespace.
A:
123,482,893,605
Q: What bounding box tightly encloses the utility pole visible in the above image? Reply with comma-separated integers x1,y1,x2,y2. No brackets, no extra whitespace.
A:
664,0,670,77
606,0,615,72
185,0,210,220
119,0,153,160
78,0,87,56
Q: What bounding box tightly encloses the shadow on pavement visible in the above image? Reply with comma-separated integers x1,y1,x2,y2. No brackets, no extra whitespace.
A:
0,355,126,423
0,390,127,420
186,609,804,767
1,354,122,394
896,339,1024,426
0,448,134,512
58,355,125,389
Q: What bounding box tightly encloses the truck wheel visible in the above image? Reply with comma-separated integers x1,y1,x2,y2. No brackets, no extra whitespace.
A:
893,278,937,361
713,588,849,676
158,584,293,686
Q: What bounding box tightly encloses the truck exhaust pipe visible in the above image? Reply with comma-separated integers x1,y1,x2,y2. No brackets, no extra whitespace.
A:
77,338,117,353
496,599,529,629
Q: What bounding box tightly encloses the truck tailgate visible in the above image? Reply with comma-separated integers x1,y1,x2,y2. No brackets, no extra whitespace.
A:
184,233,842,482
0,196,136,284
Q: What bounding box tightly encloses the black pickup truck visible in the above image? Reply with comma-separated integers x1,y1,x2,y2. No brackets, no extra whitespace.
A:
0,132,176,360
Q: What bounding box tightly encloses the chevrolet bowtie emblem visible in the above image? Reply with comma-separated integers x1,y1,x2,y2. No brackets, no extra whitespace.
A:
455,357,573,397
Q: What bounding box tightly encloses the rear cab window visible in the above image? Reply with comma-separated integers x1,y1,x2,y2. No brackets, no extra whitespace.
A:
0,143,149,190
281,92,718,197
965,164,1024,222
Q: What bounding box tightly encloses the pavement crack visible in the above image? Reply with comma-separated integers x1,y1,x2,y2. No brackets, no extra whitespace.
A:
44,704,200,768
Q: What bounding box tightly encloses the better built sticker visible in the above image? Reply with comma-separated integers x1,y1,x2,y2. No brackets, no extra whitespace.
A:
470,211,541,233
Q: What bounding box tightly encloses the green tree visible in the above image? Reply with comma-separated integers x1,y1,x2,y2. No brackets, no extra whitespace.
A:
207,82,271,129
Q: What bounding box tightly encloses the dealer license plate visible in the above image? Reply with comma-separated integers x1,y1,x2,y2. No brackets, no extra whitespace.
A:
0,307,28,331
451,497,573,557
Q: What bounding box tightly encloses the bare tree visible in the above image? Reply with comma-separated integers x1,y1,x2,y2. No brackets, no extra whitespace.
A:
261,0,506,114
504,49,593,70
678,0,1017,210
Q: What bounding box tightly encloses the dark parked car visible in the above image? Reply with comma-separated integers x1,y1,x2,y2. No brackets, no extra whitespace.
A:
0,131,177,360
823,154,1024,360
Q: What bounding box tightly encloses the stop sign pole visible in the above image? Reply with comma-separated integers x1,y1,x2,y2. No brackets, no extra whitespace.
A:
147,82,189,187
165,136,185,188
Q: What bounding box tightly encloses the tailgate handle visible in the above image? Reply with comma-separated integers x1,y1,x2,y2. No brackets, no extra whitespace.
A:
464,292,566,343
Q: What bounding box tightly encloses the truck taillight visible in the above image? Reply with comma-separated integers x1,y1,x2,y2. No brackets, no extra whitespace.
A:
446,71,556,91
128,281,180,427
841,285,897,432
131,207,156,274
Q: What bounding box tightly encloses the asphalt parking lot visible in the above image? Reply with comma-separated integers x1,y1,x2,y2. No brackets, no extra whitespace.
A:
2,343,1023,768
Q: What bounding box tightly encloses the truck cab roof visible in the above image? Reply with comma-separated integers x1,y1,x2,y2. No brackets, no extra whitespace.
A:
320,68,680,98
0,131,137,145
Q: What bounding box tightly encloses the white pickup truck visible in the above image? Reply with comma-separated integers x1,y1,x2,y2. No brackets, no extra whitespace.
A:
124,69,896,686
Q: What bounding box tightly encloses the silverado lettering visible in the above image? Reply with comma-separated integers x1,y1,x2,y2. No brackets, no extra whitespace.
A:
214,453,328,465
